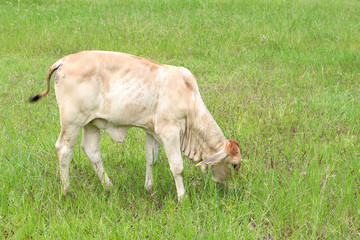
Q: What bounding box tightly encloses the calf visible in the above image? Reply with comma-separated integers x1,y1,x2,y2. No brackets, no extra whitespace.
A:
30,51,241,200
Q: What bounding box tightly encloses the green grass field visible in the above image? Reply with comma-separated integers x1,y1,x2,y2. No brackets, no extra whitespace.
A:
1,0,359,238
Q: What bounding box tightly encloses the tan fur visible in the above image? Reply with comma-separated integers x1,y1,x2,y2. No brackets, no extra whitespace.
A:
227,140,241,157
30,50,241,201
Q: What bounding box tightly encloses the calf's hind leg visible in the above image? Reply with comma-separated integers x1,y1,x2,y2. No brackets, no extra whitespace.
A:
55,126,81,195
81,124,113,191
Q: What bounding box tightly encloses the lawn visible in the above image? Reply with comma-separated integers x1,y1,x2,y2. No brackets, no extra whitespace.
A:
0,0,359,238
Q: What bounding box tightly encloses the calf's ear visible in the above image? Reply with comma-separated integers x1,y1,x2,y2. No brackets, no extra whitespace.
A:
195,151,228,166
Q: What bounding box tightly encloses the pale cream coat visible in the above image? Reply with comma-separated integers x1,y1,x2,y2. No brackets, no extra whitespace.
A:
30,51,241,200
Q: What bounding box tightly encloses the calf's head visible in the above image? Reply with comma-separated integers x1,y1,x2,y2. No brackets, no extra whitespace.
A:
196,140,241,184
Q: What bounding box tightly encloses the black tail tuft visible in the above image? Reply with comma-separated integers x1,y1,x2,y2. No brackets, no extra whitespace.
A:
29,94,40,102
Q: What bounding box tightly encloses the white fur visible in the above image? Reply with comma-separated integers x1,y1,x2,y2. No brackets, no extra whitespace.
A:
36,51,240,201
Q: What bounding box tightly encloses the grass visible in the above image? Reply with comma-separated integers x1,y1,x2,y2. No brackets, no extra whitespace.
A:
1,0,359,238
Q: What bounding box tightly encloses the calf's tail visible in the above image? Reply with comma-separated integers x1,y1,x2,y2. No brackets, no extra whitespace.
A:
29,59,63,102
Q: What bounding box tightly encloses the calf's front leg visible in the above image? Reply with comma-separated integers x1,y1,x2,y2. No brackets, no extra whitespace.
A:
158,127,185,201
144,133,160,191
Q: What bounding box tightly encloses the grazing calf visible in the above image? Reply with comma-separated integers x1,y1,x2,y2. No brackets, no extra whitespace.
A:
30,51,241,200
